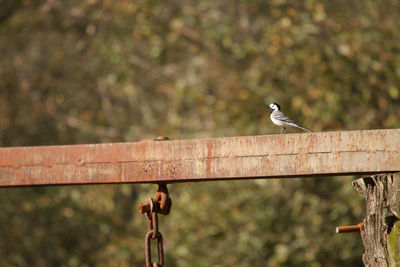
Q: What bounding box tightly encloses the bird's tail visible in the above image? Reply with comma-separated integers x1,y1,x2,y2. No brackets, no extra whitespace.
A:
294,124,313,132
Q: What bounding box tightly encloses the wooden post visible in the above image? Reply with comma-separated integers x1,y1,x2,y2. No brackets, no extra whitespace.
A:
353,173,400,267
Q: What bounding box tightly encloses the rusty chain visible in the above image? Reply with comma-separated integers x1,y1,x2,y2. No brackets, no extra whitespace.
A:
138,184,172,267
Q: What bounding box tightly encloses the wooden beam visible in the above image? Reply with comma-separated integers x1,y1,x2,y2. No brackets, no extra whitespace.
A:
0,129,399,186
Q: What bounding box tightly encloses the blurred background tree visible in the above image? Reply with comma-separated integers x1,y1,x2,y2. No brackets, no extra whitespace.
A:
0,0,399,266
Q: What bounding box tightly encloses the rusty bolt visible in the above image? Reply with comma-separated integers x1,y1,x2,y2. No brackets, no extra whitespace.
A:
336,220,364,234
138,198,172,215
138,184,172,215
155,136,169,141
139,136,169,143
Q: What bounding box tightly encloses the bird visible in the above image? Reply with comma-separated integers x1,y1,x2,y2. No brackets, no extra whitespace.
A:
268,102,313,134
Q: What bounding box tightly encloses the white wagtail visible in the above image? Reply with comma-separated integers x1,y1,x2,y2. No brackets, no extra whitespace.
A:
268,103,313,133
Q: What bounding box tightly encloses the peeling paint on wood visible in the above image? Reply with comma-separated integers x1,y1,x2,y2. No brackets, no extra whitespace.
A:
0,129,399,186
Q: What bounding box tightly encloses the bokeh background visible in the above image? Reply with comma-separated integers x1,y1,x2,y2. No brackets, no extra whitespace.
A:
1,0,399,266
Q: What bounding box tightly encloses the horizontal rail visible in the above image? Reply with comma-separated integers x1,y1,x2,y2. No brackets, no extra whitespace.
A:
0,129,399,186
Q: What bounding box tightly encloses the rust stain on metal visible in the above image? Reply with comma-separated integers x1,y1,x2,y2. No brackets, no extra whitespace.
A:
0,130,399,186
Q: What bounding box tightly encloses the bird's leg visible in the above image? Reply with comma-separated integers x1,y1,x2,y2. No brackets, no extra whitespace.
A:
279,127,286,134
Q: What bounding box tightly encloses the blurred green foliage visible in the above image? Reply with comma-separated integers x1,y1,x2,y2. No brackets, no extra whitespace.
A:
0,0,399,266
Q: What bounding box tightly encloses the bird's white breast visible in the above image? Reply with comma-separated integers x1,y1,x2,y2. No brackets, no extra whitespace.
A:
270,114,286,127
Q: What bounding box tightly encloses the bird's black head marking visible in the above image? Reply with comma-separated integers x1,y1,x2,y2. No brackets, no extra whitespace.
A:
272,103,281,110
268,102,281,110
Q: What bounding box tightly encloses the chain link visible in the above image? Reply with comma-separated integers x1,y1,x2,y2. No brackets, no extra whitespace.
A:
145,208,164,267
140,185,171,267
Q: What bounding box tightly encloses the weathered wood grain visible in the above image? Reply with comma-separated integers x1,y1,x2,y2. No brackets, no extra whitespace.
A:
0,129,399,186
353,173,400,267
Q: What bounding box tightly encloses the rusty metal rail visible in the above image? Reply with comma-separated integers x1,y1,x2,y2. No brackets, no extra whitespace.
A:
0,129,399,187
